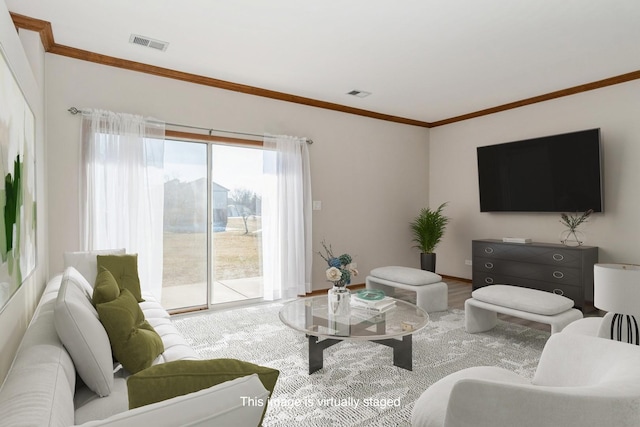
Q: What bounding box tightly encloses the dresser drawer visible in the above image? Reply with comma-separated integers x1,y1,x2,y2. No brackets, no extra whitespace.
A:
472,241,583,268
474,258,581,286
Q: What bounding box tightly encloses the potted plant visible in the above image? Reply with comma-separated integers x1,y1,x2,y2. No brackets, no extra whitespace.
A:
410,202,449,272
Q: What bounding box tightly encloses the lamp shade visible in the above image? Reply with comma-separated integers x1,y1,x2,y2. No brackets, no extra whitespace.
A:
594,263,640,316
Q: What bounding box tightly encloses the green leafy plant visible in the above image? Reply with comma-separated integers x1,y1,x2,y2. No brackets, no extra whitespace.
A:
410,202,449,254
560,209,593,232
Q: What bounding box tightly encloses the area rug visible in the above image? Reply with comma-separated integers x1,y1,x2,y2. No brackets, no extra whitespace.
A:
172,302,549,427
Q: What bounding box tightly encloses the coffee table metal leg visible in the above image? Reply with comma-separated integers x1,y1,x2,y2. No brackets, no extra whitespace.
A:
308,336,341,374
393,335,412,370
373,334,413,371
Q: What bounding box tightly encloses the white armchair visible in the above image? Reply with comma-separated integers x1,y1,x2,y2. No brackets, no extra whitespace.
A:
562,312,626,339
411,333,640,427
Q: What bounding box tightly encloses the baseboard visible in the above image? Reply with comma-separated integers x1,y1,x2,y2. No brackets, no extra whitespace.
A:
440,274,472,284
307,275,471,296
307,276,471,296
307,282,365,296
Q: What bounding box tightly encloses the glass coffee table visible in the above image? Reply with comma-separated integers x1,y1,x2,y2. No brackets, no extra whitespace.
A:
279,295,429,374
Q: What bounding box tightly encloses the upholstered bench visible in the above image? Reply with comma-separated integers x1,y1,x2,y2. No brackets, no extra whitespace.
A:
465,285,583,334
365,266,448,313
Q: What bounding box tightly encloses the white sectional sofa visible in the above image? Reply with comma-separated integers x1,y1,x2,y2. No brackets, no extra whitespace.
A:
0,267,270,426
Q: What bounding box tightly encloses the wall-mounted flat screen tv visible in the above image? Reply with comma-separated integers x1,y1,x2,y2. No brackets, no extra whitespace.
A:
477,128,603,212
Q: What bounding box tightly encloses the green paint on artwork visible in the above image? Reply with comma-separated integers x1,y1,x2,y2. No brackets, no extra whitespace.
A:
0,189,5,262
4,155,21,257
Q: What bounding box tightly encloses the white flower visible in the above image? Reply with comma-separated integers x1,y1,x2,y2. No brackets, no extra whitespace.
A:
326,267,342,282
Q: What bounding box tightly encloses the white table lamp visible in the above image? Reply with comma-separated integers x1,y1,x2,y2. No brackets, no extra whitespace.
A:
594,263,640,345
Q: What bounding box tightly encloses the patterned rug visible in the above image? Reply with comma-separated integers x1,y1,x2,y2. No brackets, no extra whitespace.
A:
172,302,549,427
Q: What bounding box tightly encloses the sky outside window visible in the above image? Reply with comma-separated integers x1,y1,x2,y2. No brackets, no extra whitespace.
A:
164,140,264,193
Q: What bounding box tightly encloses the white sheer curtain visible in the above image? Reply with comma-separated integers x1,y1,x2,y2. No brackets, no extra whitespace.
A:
80,109,165,299
262,134,312,300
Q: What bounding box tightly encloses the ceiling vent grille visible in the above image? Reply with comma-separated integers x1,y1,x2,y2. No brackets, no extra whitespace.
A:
347,90,371,98
129,34,169,52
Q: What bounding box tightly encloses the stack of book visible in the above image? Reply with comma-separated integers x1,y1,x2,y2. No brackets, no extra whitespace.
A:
351,295,396,313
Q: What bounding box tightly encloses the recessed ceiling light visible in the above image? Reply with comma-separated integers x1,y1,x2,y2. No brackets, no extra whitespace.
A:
129,34,169,52
347,90,372,98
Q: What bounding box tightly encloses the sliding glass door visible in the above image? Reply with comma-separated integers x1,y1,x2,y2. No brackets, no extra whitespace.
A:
161,139,264,310
161,141,208,309
210,144,264,305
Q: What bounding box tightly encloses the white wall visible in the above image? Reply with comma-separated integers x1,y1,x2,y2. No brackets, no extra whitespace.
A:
429,79,640,279
45,54,430,291
0,3,48,382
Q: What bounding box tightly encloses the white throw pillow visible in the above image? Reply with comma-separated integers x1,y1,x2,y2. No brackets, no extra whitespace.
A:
54,267,114,397
63,248,126,287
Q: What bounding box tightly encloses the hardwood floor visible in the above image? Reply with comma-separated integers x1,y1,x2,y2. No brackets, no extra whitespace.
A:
443,277,473,309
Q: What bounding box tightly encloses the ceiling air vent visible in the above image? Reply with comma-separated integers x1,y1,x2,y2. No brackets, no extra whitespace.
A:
347,90,371,98
129,34,169,52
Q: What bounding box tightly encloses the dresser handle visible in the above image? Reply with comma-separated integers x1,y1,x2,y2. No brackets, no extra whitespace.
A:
484,262,494,269
484,247,494,254
484,277,494,284
552,253,564,261
553,271,564,279
553,288,564,296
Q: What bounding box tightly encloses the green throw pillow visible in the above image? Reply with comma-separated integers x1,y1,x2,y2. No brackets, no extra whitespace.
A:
96,289,164,373
97,254,144,302
92,266,121,306
127,359,280,410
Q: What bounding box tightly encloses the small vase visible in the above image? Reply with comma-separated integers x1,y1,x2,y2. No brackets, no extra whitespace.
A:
328,285,351,316
560,229,585,247
327,285,350,336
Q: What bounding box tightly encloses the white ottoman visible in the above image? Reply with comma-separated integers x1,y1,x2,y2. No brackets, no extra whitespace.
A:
365,266,448,313
465,285,583,334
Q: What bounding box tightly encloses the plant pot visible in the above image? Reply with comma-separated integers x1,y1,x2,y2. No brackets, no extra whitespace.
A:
421,253,436,272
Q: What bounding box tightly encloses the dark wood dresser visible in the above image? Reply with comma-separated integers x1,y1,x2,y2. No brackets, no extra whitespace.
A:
472,239,599,310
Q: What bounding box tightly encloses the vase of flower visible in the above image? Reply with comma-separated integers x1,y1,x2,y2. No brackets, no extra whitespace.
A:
559,209,593,247
319,240,358,336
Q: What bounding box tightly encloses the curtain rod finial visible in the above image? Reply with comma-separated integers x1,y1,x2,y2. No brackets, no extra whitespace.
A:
68,107,80,115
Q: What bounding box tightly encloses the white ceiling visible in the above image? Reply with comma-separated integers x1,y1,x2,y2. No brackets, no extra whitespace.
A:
6,0,640,124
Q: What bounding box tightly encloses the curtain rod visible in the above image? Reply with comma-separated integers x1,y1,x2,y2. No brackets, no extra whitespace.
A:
67,107,313,144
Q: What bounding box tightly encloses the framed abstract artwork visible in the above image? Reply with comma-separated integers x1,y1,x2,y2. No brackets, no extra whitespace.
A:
0,46,37,313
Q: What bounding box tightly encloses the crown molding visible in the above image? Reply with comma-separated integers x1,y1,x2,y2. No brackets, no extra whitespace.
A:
10,13,430,129
11,13,640,129
50,43,430,128
10,12,54,50
430,70,640,127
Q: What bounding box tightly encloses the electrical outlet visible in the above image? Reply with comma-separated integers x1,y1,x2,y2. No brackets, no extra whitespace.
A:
465,259,473,266
312,200,322,211
351,262,357,269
